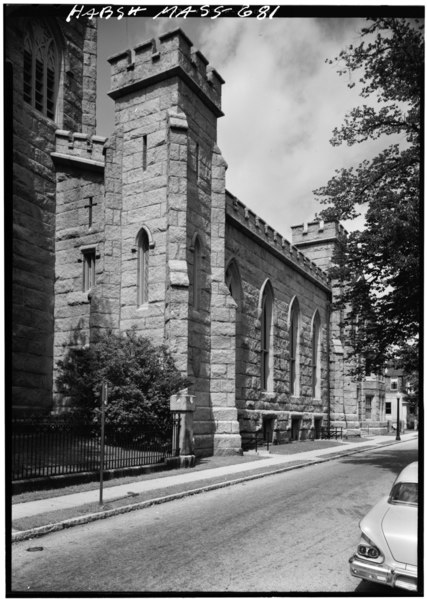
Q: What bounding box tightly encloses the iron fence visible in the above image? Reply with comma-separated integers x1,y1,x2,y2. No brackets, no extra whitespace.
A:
240,430,270,452
12,416,179,481
320,426,343,440
241,425,343,450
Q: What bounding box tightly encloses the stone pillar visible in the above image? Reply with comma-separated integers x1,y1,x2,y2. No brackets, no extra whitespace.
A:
170,390,196,467
165,110,190,376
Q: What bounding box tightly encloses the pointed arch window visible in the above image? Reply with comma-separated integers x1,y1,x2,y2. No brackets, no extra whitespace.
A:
289,298,300,396
260,282,274,391
192,235,202,311
23,21,59,120
312,311,322,399
137,229,150,306
225,260,242,308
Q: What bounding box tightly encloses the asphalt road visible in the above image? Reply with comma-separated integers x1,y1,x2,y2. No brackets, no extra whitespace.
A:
10,439,418,594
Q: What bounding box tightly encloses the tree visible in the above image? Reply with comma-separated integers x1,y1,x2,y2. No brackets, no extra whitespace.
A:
315,17,422,374
56,329,190,433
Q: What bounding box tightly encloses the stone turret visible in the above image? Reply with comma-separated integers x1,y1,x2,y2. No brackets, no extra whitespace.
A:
291,220,347,272
108,28,224,118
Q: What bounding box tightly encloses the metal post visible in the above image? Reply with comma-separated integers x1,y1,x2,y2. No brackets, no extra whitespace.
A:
396,395,401,441
326,303,331,438
99,381,108,506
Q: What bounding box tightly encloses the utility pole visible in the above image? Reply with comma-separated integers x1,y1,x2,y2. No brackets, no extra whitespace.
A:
395,394,401,441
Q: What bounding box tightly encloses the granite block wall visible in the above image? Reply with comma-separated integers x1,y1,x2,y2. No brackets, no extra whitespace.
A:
225,206,332,438
7,15,97,413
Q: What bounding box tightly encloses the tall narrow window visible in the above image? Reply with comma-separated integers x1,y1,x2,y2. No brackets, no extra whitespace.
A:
82,250,96,291
137,230,149,305
142,135,147,171
312,311,321,398
193,236,201,310
23,41,32,105
289,298,300,396
195,142,199,179
23,22,59,120
260,282,273,391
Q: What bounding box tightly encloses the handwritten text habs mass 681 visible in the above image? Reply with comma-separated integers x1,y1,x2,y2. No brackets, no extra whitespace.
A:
66,5,281,21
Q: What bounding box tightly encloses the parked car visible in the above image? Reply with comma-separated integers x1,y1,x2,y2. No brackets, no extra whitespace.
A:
349,461,418,592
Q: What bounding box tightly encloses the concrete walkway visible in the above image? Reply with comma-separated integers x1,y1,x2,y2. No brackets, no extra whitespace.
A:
12,433,418,542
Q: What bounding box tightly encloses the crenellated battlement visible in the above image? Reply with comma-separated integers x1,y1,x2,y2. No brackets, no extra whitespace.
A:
52,130,107,170
291,220,347,246
107,28,224,117
225,192,331,289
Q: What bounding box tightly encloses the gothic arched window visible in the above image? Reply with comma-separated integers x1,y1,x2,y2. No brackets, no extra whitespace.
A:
225,260,242,308
289,298,300,396
23,21,59,120
312,311,322,399
260,282,274,391
137,229,149,306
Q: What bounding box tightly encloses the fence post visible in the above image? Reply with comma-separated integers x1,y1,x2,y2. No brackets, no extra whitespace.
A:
170,390,196,467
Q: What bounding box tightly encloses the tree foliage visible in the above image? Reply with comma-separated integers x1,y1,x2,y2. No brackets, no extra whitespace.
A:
56,329,190,432
315,17,422,373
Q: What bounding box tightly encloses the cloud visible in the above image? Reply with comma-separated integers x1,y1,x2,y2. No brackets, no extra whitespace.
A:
193,18,368,236
97,17,394,240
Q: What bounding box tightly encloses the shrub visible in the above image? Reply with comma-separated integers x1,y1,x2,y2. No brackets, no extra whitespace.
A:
56,329,190,433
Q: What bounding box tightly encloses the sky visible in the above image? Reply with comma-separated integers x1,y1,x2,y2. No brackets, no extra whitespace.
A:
95,11,408,240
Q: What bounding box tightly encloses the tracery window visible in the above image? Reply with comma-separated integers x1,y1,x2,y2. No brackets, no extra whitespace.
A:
23,21,59,120
137,229,150,306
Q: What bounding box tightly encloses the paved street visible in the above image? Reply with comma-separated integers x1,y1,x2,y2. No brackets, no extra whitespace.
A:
11,439,417,594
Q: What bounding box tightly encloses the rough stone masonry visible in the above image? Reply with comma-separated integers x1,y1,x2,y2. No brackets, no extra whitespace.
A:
7,15,387,456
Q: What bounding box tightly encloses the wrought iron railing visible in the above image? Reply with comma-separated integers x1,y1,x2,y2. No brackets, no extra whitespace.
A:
240,430,270,452
320,426,343,440
241,425,343,450
12,416,179,481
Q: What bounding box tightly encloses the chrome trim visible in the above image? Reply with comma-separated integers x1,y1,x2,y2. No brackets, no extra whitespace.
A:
349,555,417,591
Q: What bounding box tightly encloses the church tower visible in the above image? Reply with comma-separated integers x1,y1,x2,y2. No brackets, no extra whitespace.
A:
291,220,360,431
106,29,240,454
292,220,386,434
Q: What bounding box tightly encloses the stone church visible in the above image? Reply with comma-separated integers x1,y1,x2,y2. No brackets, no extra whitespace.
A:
7,13,388,456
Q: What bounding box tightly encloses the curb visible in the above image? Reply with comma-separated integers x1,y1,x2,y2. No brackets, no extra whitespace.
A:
11,437,413,543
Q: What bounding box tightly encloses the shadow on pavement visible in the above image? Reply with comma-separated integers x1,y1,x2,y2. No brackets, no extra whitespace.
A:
341,447,418,477
355,578,416,595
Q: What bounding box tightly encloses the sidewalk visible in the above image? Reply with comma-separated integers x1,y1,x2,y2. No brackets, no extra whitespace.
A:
11,432,418,543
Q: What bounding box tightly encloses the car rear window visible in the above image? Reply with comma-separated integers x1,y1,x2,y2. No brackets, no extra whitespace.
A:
389,482,418,505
